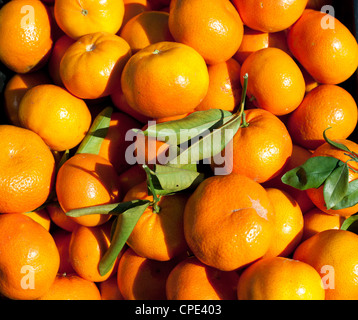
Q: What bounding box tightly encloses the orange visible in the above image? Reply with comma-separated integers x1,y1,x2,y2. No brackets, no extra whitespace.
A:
196,58,242,113
288,9,358,85
166,256,239,300
117,247,177,300
302,208,345,241
46,202,78,232
168,0,244,65
48,34,75,86
120,11,173,54
232,0,308,33
121,181,189,261
99,276,124,300
149,0,170,10
184,173,275,271
56,153,121,227
38,273,101,300
54,0,125,39
240,47,305,116
69,223,123,282
234,26,290,64
121,41,209,119
4,71,51,126
293,229,358,300
0,125,55,214
264,188,304,258
18,84,92,152
215,108,293,184
287,85,358,150
237,257,325,300
98,112,142,175
22,208,51,232
60,32,131,100
118,165,147,196
306,139,358,217
52,229,76,274
306,0,332,9
0,0,53,73
121,0,152,31
0,214,60,300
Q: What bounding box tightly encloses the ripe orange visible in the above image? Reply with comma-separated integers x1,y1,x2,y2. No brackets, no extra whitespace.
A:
196,58,242,113
54,0,125,39
166,256,239,300
0,214,60,300
121,41,209,119
117,247,177,300
294,229,358,300
118,165,147,196
237,257,325,300
22,209,51,232
4,71,51,126
120,11,173,54
38,273,101,300
18,84,92,152
121,181,189,261
287,85,358,150
264,188,304,258
56,153,121,227
302,208,345,241
99,276,124,300
184,173,275,271
215,108,293,184
48,34,75,86
0,125,55,214
60,32,131,100
288,9,358,84
240,47,305,116
306,139,358,217
46,202,78,232
232,0,308,33
0,0,53,73
52,229,76,274
234,26,290,65
168,0,243,65
69,223,123,282
121,0,152,31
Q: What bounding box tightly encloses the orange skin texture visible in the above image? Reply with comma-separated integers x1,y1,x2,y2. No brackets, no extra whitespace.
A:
168,0,244,65
240,47,306,116
46,203,78,232
99,276,124,300
287,85,358,150
38,274,101,300
306,140,358,218
196,58,242,113
166,256,239,300
118,165,147,197
0,125,55,214
22,209,51,232
117,248,177,300
293,229,358,300
56,153,121,227
217,108,293,184
0,0,53,73
121,41,209,119
54,0,125,40
184,173,275,271
0,214,60,300
69,223,122,282
232,0,308,33
288,9,358,85
264,188,304,258
122,181,189,261
60,32,132,99
18,84,92,152
302,208,345,241
4,71,51,126
234,26,290,64
121,0,152,31
120,11,174,54
237,257,325,300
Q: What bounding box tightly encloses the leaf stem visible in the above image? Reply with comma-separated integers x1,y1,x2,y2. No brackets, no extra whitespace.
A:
142,164,161,213
237,73,249,127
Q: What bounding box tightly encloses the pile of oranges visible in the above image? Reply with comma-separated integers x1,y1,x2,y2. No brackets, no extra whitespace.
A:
0,0,358,301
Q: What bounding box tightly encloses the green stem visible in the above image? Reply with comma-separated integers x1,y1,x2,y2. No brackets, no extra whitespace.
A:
237,73,249,128
142,164,161,213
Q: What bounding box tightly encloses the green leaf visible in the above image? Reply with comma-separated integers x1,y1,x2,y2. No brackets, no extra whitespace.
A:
332,180,358,210
75,106,113,155
98,201,150,276
323,128,352,153
281,156,341,190
323,163,349,210
341,214,358,234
